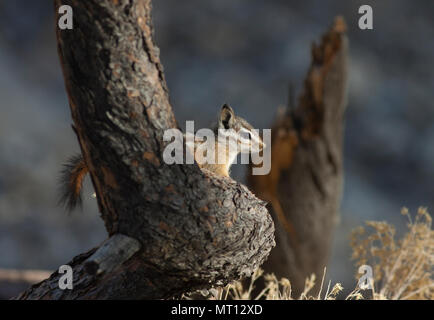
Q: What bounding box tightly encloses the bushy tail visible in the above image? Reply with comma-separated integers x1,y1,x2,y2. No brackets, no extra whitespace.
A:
58,153,88,212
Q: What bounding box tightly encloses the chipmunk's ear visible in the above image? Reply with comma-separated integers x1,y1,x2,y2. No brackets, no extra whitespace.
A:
219,104,235,129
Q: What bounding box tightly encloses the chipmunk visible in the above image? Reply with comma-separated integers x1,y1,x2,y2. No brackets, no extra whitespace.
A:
59,104,265,211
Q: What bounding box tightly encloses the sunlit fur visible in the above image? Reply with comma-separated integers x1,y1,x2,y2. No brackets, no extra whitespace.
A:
193,104,264,176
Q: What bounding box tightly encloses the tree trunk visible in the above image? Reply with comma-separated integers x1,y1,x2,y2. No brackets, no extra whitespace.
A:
248,17,348,296
15,0,275,300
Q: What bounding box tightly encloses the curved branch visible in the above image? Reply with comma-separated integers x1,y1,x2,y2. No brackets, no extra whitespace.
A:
16,0,274,299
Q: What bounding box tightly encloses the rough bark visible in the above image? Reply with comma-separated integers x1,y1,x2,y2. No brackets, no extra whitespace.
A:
15,0,275,299
248,17,348,295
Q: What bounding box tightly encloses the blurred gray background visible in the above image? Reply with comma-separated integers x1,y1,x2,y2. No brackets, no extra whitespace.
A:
0,0,433,295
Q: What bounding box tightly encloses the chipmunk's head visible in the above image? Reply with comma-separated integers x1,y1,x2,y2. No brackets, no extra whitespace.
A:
217,104,265,154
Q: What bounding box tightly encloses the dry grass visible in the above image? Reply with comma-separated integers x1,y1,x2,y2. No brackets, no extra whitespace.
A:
350,207,433,300
205,267,358,300
186,207,433,300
